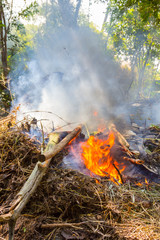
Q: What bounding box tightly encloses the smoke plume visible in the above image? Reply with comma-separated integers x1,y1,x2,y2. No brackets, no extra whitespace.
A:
12,26,132,130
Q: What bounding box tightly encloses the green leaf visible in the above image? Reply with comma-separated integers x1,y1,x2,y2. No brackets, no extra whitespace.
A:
0,23,6,27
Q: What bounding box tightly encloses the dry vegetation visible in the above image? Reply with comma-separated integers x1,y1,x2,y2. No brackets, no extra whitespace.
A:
0,114,160,240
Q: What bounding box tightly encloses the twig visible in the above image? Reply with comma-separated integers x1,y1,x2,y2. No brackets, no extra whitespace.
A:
0,125,82,240
40,121,45,153
123,157,144,165
112,163,124,184
84,123,90,138
108,123,130,148
41,220,105,229
23,110,70,124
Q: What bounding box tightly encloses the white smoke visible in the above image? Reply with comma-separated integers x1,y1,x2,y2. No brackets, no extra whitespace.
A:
13,26,131,131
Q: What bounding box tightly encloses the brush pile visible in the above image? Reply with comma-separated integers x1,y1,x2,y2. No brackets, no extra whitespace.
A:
0,114,160,240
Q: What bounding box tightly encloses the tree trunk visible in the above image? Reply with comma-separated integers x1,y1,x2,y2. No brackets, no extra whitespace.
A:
0,1,8,83
137,43,152,96
0,0,11,110
74,0,82,25
58,0,75,27
101,4,111,32
102,5,113,48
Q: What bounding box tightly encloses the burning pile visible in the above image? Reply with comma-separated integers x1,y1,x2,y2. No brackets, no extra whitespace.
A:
80,131,123,182
70,129,126,184
68,124,160,185
0,114,160,240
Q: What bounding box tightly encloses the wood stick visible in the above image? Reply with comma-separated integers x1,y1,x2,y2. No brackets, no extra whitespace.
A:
113,163,124,184
0,125,82,240
0,125,82,223
39,125,82,161
0,212,12,222
8,220,16,240
41,222,84,229
123,157,144,165
108,123,130,148
41,220,105,229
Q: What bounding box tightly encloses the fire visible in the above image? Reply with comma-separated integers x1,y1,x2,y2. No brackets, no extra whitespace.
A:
93,111,98,117
68,124,158,186
136,182,143,187
97,126,106,133
145,178,149,185
80,131,125,184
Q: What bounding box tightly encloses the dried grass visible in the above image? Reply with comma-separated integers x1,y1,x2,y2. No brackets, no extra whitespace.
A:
0,117,160,240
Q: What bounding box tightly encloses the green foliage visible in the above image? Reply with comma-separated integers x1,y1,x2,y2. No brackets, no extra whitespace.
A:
149,124,160,130
18,1,39,20
0,86,12,110
0,0,39,109
9,24,38,80
103,0,160,97
114,0,160,26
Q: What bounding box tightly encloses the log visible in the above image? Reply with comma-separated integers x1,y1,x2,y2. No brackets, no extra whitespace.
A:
0,125,82,240
108,123,130,149
39,126,82,161
44,131,70,152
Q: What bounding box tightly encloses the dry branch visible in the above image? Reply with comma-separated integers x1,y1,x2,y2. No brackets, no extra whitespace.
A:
108,123,130,149
123,157,144,165
0,125,82,240
41,222,85,229
39,125,82,161
40,220,105,229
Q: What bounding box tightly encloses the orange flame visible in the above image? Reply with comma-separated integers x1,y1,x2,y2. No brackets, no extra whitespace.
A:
145,178,149,185
93,111,98,117
136,182,143,187
97,126,106,133
80,131,125,184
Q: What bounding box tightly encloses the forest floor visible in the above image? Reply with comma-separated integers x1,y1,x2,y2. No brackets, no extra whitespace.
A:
0,112,160,240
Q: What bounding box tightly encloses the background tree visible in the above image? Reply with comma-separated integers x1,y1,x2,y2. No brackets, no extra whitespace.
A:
102,0,160,98
0,0,38,111
113,0,160,26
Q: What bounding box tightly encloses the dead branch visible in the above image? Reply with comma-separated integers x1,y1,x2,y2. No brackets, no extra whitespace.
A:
0,213,12,222
123,157,144,165
108,123,130,149
39,125,82,161
0,125,82,240
41,220,105,229
41,222,84,229
113,163,124,184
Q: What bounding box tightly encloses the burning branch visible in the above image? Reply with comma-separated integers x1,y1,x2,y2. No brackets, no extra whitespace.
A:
0,125,82,240
123,157,144,165
112,163,124,184
108,123,130,149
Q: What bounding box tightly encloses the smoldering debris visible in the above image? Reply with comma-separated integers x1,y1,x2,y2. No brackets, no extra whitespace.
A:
0,117,160,240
